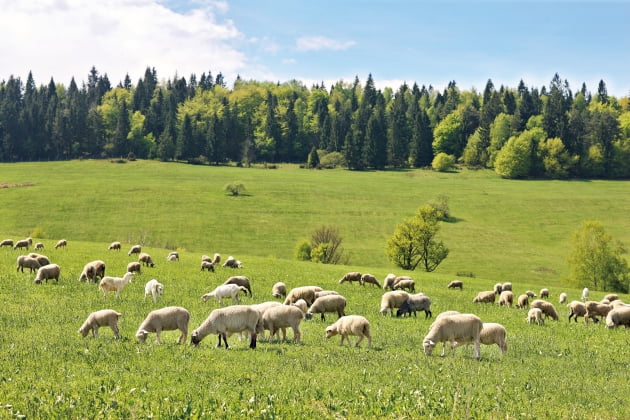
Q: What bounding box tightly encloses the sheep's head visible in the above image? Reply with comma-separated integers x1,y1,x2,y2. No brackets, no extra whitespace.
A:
78,327,88,337
191,331,201,345
201,294,210,302
157,285,163,295
135,329,149,343
325,327,337,338
422,339,436,355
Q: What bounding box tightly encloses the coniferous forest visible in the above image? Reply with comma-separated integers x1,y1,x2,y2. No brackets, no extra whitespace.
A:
1,66,629,178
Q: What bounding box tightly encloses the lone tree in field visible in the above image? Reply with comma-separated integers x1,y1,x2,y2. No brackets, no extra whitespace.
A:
386,205,449,271
310,225,346,264
567,221,629,293
223,182,246,196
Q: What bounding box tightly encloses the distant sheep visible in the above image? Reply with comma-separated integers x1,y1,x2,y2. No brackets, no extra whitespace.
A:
271,282,287,298
581,287,589,301
29,253,50,266
605,307,630,329
201,261,215,272
138,252,155,267
501,282,512,292
212,253,221,264
379,290,411,316
383,273,397,290
516,294,529,309
396,294,432,318
325,315,372,348
0,239,13,247
144,279,164,303
191,305,262,349
78,260,106,283
527,308,544,325
360,273,381,288
568,301,587,323
525,290,537,298
202,283,248,305
540,288,550,299
530,299,558,321
498,291,514,307
306,295,347,321
493,283,503,295
78,309,122,339
127,261,141,274
166,251,179,261
108,241,121,251
393,279,415,292
127,244,142,256
16,255,41,273
423,313,483,359
584,301,612,324
262,305,304,343
473,291,496,304
603,294,619,302
222,256,243,268
283,286,323,306
34,242,44,250
98,272,134,298
447,280,463,290
34,263,61,284
339,271,362,285
13,238,32,250
136,306,190,344
54,239,67,249
454,322,508,354
223,275,252,296
314,290,339,299
559,292,567,304
291,299,308,314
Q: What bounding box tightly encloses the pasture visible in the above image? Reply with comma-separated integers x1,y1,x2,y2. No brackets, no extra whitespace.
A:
1,160,629,418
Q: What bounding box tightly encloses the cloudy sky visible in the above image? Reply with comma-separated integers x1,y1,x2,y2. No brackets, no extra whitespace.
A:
1,0,628,96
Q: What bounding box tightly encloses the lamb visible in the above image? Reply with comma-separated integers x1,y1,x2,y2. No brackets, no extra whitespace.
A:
0,239,13,247
603,294,619,302
559,292,568,304
516,294,529,309
360,273,381,288
306,295,347,321
605,307,630,329
540,288,550,299
28,253,50,266
291,299,308,314
127,244,142,256
393,279,416,292
144,279,164,303
501,282,512,292
201,261,215,272
529,299,559,321
16,255,41,273
473,291,496,304
191,305,262,349
382,273,398,290
283,286,323,306
222,256,243,268
78,260,106,283
98,272,133,298
581,287,589,301
108,241,121,251
396,294,432,318
271,282,287,298
447,280,463,290
453,322,508,354
568,301,587,323
13,238,32,250
202,283,248,306
584,300,612,324
223,275,252,296
34,242,44,250
138,252,155,267
166,251,179,261
493,283,503,295
379,290,411,316
34,263,61,284
498,290,514,307
325,315,372,348
262,305,304,343
127,261,141,274
78,309,122,339
54,239,67,249
422,313,483,359
136,306,190,344
339,271,362,285
527,308,544,325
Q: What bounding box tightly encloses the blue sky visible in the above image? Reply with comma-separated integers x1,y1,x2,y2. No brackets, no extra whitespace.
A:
1,0,628,96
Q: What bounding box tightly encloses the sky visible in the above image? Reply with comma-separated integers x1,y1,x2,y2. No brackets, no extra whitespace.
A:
1,0,628,97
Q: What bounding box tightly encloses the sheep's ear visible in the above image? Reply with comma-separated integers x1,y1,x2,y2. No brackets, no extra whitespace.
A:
429,340,435,346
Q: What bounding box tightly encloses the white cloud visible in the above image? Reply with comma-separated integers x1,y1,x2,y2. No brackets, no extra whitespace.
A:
296,36,356,52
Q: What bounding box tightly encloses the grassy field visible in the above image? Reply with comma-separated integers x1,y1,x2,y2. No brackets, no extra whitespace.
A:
1,160,629,419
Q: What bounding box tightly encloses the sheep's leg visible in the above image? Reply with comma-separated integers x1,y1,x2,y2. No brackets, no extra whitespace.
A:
222,332,230,349
320,313,326,322
293,328,300,344
249,332,257,349
216,334,223,347
112,325,120,339
472,339,480,359
155,329,163,344
355,335,364,347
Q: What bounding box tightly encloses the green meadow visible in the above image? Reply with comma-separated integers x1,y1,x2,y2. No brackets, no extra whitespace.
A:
0,160,629,419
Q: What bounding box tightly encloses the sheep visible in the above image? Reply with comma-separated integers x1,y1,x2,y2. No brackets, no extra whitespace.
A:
611,300,630,309
559,292,568,304
138,252,155,267
283,286,323,306
201,255,213,263
584,300,612,324
127,261,142,274
393,279,416,292
34,242,44,250
447,280,463,290
453,322,508,354
201,261,215,272
422,313,483,359
530,299,559,321
251,301,283,316
306,295,347,321
429,311,462,356
396,294,432,318
28,253,50,266
493,283,503,295
527,308,544,325
603,294,619,302
360,273,381,288
16,255,41,273
108,241,121,251
144,279,164,303
271,282,287,298
525,290,537,298
128,244,142,256
314,290,339,299
581,287,589,301
191,305,262,349
78,309,122,339
501,282,512,292
605,307,630,329
222,256,243,268
34,263,61,284
291,299,308,314
339,271,362,285
78,260,106,283
568,301,587,323
212,253,221,265
13,238,32,250
516,294,530,309
98,272,134,298
473,291,496,304
325,315,372,348
383,273,397,290
540,288,550,299
54,239,67,249
262,305,304,343
201,283,248,306
166,251,179,261
379,290,411,316
498,290,514,307
223,275,252,296
0,239,13,247
136,306,190,344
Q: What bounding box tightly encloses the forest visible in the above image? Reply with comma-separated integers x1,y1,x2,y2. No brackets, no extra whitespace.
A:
1,67,629,178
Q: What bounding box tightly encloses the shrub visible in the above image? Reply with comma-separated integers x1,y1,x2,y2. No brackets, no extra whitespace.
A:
319,151,346,169
432,153,455,172
294,240,312,261
224,182,246,196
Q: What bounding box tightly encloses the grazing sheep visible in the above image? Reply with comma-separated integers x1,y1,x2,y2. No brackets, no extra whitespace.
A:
527,308,544,325
291,299,308,314
325,315,372,348
498,290,514,307
584,301,612,324
191,305,262,349
360,273,381,288
339,271,362,285
0,239,13,247
127,261,141,274
314,290,339,299
13,238,32,250
34,263,61,284
222,256,243,268
396,294,432,318
34,242,44,250
393,279,416,292
28,253,50,266
127,244,142,256
223,276,252,296
568,301,587,323
581,287,589,301
383,273,397,290
144,279,164,303
530,299,559,321
138,252,155,267
201,261,215,272
501,282,512,292
202,283,248,305
604,294,619,302
379,290,411,316
271,282,287,298
16,255,41,273
605,307,630,329
262,305,304,343
493,283,503,295
78,309,122,339
54,239,67,249
447,280,463,290
166,251,179,261
454,322,508,354
306,295,347,321
283,286,323,306
473,291,496,304
201,255,213,263
136,306,190,344
611,300,630,309
540,288,550,299
559,292,568,304
78,260,106,283
429,311,462,356
525,290,537,298
98,272,134,298
108,241,121,251
422,313,483,359
516,294,530,309
251,301,283,316
212,253,221,265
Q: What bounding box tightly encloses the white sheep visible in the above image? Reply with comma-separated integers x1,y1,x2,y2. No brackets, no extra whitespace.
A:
29,253,50,266
201,261,215,272
248,301,283,341
393,279,416,292
191,305,262,349
202,283,248,306
581,287,589,301
144,279,164,303
447,280,463,290
138,252,155,267
559,292,568,304
34,242,44,250
13,237,32,250
99,272,134,299
429,311,462,356
166,251,179,261
271,282,287,298
222,256,243,268
283,286,323,306
568,300,587,323
603,293,619,302
16,255,41,273
498,290,514,307
108,241,121,251
339,271,362,285
136,306,190,344
54,239,67,249
527,308,544,325
453,322,508,354
584,300,612,324
291,299,308,314
78,260,106,283
314,290,339,299
516,294,529,309
540,288,550,299
0,239,13,247
382,273,397,290
223,275,252,296
34,263,61,284
605,306,630,329
611,300,630,309
501,282,512,292
379,290,410,316
530,299,559,320
473,291,496,304
422,313,483,359
325,315,372,348
306,295,347,321
128,244,142,256
360,273,381,288
262,305,304,343
78,309,122,339
396,294,432,318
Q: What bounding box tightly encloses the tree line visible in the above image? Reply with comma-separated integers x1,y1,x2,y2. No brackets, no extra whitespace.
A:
1,67,629,178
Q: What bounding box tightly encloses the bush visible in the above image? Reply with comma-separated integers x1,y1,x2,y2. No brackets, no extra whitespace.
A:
431,153,456,172
427,195,450,220
223,182,246,196
294,240,312,261
319,151,346,169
